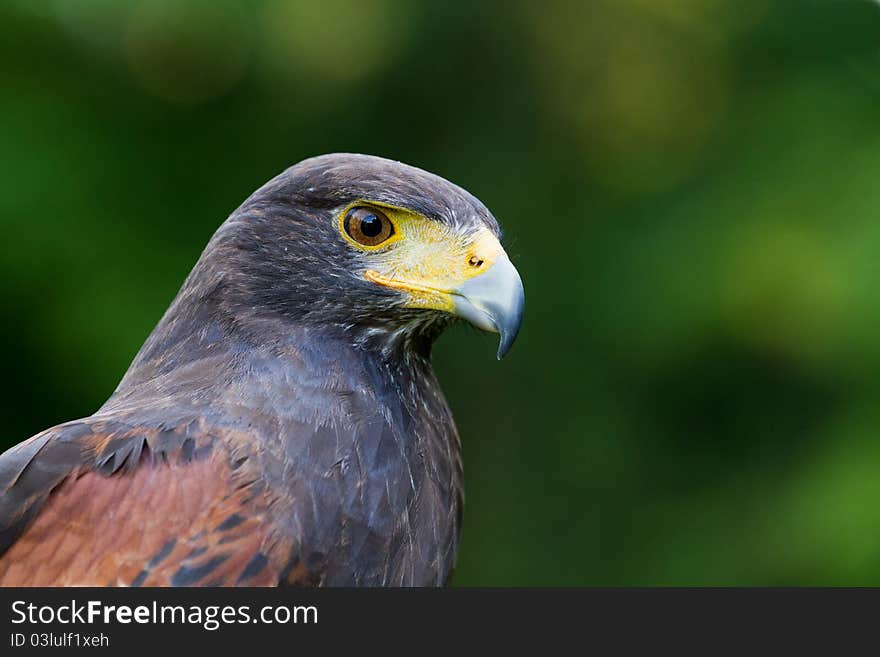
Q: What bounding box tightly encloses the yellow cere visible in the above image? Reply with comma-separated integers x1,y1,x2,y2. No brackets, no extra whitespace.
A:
337,200,503,312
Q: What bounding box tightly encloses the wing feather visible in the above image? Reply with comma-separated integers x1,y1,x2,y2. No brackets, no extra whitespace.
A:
0,419,290,586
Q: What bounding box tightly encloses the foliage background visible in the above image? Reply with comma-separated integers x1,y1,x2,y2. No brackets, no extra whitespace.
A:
3,0,880,584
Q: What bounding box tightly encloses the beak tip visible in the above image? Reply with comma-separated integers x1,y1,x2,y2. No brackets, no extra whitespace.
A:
498,325,519,360
495,308,523,360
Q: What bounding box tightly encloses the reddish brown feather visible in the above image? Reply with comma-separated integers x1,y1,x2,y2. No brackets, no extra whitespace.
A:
0,427,291,587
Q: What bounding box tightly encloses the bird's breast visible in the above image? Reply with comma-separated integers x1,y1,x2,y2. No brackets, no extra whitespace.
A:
240,351,463,586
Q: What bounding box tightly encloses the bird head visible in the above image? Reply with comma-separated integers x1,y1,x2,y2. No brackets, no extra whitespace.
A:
206,153,524,360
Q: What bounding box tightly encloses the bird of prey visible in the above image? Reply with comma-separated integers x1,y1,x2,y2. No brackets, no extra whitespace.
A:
0,154,523,586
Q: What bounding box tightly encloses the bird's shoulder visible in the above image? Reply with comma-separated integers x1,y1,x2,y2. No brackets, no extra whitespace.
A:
0,414,297,586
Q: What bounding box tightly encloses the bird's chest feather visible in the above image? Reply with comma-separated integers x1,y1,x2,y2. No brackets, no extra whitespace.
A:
243,348,463,586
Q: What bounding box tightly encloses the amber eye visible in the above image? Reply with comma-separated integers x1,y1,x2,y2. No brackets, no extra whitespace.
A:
343,207,394,247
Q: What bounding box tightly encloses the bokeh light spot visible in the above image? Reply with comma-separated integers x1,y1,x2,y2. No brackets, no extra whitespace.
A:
125,0,251,105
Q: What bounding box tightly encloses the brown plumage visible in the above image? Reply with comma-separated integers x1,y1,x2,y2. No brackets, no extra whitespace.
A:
0,420,287,586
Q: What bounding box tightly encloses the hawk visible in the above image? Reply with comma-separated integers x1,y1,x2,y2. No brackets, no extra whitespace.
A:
0,154,524,586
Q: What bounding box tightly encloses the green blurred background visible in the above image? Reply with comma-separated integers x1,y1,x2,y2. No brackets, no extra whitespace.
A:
3,0,880,585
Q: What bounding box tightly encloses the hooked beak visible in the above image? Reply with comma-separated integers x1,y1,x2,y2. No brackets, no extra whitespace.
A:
452,252,525,359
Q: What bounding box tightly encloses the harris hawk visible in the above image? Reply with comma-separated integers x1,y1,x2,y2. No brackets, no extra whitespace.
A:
0,154,524,587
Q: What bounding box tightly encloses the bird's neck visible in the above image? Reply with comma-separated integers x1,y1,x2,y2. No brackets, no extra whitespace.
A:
102,288,438,422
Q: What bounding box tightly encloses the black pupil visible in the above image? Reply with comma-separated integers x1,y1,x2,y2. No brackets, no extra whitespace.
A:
360,214,382,237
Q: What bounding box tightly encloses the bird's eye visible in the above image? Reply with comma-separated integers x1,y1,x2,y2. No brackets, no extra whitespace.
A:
344,207,394,247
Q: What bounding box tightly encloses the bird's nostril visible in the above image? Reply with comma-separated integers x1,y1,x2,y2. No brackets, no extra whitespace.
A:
468,256,485,268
